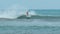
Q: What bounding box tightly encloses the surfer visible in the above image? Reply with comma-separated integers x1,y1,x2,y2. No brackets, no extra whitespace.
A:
26,10,31,19
26,11,28,16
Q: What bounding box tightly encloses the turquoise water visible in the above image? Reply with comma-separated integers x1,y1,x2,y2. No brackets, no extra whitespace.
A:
0,10,60,34
34,9,60,16
0,19,60,34
0,26,60,34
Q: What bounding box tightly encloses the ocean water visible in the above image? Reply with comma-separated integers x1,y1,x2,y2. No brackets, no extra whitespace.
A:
0,9,60,34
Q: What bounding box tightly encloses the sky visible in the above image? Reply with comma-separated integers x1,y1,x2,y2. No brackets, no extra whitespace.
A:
0,0,60,9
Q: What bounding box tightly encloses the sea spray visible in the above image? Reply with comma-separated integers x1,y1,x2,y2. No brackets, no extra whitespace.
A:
0,4,28,19
30,10,37,15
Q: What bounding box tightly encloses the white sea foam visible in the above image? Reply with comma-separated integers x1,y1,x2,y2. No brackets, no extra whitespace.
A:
0,4,38,19
0,4,29,19
30,11,37,15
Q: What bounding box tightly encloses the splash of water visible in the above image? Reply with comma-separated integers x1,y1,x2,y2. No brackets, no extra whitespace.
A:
0,4,29,19
30,11,37,15
0,4,37,19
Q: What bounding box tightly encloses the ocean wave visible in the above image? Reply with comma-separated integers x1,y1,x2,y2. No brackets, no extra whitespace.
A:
17,15,60,19
0,4,60,19
0,15,60,19
0,7,60,19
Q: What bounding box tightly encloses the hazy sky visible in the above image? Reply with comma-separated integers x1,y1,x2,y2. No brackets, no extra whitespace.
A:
0,0,60,9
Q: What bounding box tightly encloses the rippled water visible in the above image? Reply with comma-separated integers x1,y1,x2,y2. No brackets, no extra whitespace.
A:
0,19,60,34
0,9,60,34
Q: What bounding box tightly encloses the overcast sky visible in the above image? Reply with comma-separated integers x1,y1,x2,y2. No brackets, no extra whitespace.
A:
0,0,60,9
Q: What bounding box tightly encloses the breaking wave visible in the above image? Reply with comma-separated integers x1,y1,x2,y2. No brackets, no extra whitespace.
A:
0,4,60,19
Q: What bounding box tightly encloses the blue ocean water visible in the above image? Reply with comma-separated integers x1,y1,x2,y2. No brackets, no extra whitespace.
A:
0,9,60,34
